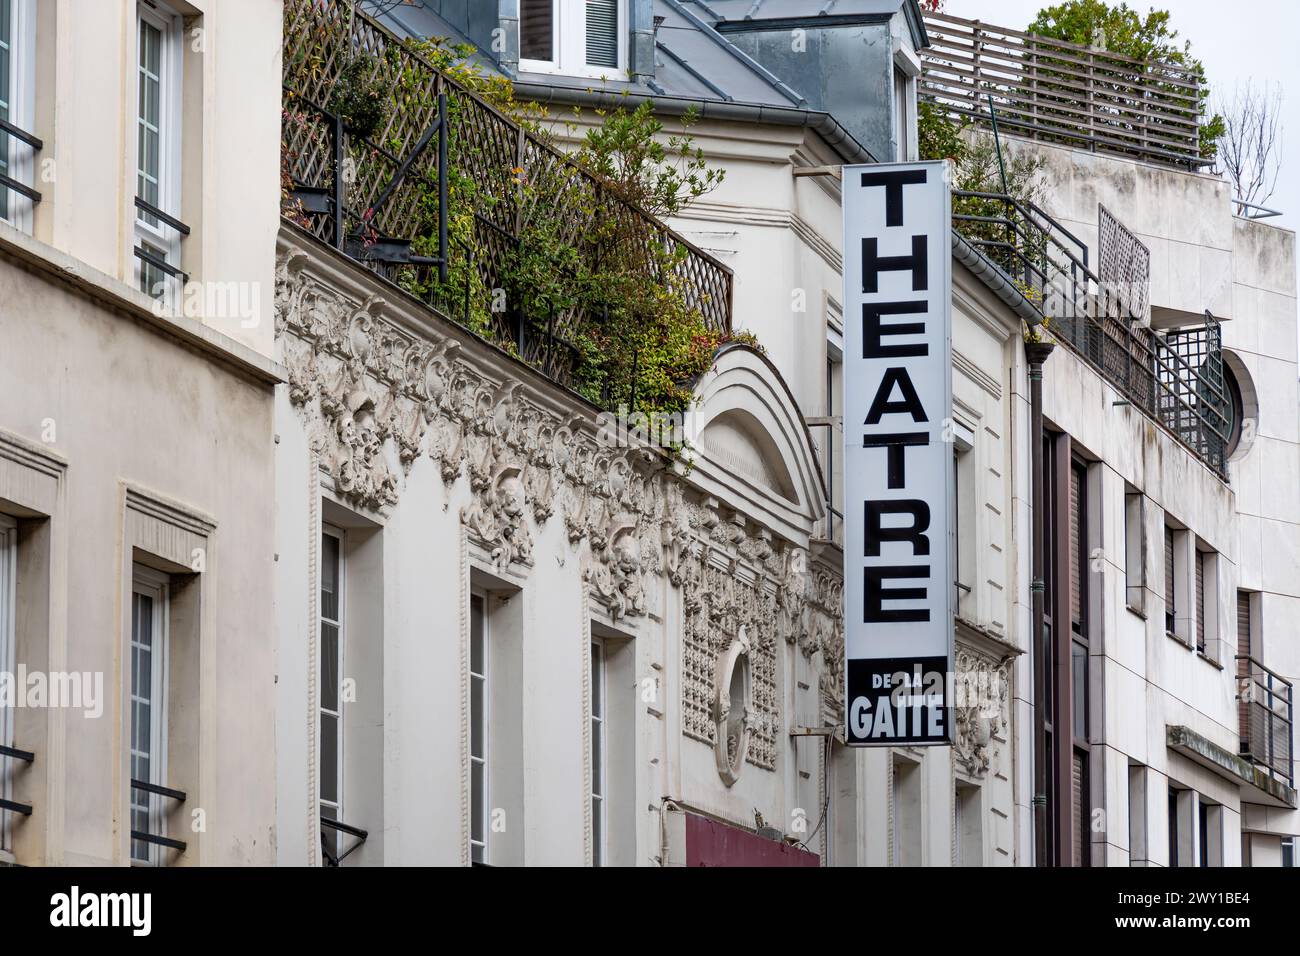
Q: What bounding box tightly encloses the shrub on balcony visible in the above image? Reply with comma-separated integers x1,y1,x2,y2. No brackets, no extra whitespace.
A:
1027,0,1225,160
387,39,744,418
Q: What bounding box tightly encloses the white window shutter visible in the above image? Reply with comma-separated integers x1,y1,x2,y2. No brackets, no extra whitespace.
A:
585,0,619,69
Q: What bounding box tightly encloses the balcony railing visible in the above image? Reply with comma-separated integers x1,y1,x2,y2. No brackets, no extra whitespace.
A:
0,743,35,820
130,778,188,856
321,813,368,866
0,116,44,221
952,192,1230,478
921,12,1207,170
281,0,733,399
1237,656,1294,788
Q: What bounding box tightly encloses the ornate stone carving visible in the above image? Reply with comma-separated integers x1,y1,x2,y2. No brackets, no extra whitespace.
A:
952,648,1011,778
276,243,843,786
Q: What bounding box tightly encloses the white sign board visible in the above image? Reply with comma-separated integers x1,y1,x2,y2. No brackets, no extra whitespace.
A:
841,161,953,746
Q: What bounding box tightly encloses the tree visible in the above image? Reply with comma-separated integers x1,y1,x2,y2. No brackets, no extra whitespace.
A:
1215,81,1283,211
1028,1,1225,160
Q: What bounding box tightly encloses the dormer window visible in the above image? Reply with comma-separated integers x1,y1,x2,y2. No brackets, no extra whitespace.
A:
519,0,625,78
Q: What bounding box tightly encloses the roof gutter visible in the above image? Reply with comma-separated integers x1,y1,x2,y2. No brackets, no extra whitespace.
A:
950,230,1043,327
510,81,875,164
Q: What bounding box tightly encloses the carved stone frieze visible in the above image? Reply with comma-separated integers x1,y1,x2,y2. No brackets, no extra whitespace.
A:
952,647,1011,778
275,241,845,785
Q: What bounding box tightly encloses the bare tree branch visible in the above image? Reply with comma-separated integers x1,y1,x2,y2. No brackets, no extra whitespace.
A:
1215,81,1283,212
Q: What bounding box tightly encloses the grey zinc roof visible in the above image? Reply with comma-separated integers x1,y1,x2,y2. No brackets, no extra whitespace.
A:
371,0,877,161
653,0,806,106
689,0,904,19
373,0,811,109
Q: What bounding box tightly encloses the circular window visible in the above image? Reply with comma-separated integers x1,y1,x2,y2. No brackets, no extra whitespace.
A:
1220,351,1259,462
713,631,752,787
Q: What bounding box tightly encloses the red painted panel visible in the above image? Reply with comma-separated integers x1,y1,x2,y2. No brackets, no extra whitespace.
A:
684,812,821,867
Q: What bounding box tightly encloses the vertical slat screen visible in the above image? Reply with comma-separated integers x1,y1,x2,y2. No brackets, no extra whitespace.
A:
1237,591,1251,752
1069,466,1082,628
1164,526,1175,631
1195,551,1205,652
585,0,619,68
1072,751,1085,867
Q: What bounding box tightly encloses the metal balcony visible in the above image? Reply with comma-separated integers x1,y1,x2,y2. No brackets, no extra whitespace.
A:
951,191,1230,479
1237,655,1294,788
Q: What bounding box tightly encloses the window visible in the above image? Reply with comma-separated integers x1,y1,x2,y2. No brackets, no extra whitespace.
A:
519,1,626,78
319,528,343,855
954,782,981,866
1127,764,1147,865
1197,800,1209,867
0,0,36,229
1195,549,1206,654
1167,786,1180,867
0,514,14,853
1164,524,1177,636
1123,489,1145,612
1284,837,1295,868
1068,459,1090,866
135,1,184,301
590,638,606,867
469,592,487,864
824,318,843,544
891,755,921,866
130,565,169,865
893,65,912,161
952,420,975,613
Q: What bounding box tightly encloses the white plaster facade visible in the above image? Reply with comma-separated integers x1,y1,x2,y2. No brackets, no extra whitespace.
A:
0,0,284,866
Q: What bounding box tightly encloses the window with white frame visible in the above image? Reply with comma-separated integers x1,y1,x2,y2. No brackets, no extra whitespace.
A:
130,565,169,865
469,591,488,864
135,1,184,301
0,514,15,853
824,315,843,545
590,637,606,867
319,528,344,856
0,0,36,230
1124,487,1145,613
954,782,981,866
519,0,626,78
893,63,912,161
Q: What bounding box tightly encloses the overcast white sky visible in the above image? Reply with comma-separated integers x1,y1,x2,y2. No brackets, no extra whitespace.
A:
941,0,1299,234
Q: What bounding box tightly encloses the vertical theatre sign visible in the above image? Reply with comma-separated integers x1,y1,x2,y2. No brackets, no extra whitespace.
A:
842,161,953,746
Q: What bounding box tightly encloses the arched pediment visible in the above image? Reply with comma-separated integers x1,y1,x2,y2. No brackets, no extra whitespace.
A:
688,345,826,543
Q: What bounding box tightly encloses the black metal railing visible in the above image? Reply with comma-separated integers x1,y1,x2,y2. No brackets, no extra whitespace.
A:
0,743,34,818
281,0,733,398
1237,656,1294,788
133,196,191,288
321,814,368,866
0,116,43,216
952,191,1231,478
130,778,188,854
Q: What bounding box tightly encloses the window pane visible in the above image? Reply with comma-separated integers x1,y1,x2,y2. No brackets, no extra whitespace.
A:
590,642,603,717
520,0,553,61
470,760,485,846
319,712,338,804
470,675,485,760
0,0,10,221
320,533,340,621
1072,642,1087,739
585,0,619,68
320,621,339,713
470,594,484,674
592,796,603,866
